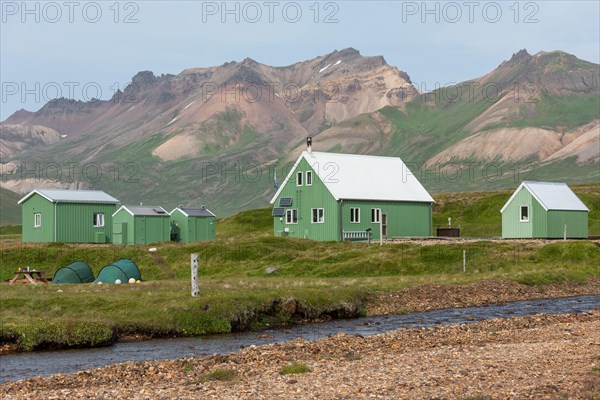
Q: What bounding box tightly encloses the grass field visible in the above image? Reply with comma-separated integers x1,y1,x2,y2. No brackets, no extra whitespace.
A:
1,186,599,351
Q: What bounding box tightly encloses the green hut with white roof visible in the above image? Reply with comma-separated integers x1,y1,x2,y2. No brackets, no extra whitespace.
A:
500,181,589,239
112,205,170,245
18,188,119,243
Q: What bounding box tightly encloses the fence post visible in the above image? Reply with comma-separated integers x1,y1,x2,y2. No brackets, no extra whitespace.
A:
463,250,466,273
191,253,199,297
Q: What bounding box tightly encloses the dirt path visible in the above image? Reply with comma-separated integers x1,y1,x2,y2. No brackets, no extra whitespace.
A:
2,310,599,399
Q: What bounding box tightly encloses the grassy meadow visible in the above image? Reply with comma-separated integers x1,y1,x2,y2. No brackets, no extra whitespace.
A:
0,186,599,351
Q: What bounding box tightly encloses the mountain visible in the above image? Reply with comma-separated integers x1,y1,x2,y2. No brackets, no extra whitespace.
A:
293,50,599,191
1,49,598,218
1,48,419,215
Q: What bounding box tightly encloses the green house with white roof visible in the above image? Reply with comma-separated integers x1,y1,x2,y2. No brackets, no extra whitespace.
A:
270,140,434,241
501,181,589,239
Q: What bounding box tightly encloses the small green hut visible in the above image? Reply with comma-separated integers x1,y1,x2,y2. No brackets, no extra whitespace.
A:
500,181,589,239
18,189,119,243
112,205,170,245
169,206,216,243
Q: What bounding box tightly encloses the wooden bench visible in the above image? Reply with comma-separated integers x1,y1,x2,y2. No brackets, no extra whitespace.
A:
7,269,51,285
343,231,370,241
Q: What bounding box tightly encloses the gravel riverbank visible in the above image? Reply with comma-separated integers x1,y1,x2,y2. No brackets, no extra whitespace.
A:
366,277,600,316
2,309,599,399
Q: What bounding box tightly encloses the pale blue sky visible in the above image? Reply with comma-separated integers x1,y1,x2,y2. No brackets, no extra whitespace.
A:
1,0,599,120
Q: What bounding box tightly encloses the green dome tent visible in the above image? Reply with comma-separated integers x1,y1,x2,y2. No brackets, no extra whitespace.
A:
93,259,141,284
52,261,95,284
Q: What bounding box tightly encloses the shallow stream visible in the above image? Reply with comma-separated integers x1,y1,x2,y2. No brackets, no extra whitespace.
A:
1,295,598,383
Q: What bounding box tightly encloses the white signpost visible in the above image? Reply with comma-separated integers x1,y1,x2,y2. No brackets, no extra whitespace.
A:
191,253,199,297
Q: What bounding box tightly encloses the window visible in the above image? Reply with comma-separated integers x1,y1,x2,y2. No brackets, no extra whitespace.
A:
296,171,303,186
93,212,105,227
371,208,381,223
350,208,360,223
285,209,298,224
306,171,313,186
520,205,529,222
34,213,41,228
311,208,324,223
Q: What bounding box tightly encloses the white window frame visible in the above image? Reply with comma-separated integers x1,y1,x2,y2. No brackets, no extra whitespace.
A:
306,170,313,186
311,208,324,224
350,208,360,224
285,209,298,224
296,171,303,186
34,213,41,228
519,205,529,222
371,208,381,223
93,212,105,227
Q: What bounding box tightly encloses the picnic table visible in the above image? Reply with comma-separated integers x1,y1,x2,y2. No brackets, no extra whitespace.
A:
7,268,51,285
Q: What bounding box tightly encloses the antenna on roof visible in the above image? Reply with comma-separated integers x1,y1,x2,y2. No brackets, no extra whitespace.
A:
307,136,312,153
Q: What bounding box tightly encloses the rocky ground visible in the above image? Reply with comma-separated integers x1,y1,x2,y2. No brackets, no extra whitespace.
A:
2,310,599,399
366,278,600,316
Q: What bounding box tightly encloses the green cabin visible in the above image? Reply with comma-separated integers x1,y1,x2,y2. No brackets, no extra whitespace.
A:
169,206,216,243
18,189,119,243
501,181,589,239
270,144,434,241
112,205,170,245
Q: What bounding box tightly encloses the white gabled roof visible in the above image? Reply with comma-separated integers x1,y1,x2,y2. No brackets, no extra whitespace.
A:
170,207,216,218
113,205,169,217
18,189,119,205
500,181,589,213
270,151,434,204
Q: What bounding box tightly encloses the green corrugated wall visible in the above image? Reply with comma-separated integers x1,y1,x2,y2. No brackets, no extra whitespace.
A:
21,194,55,242
546,210,588,238
133,215,170,245
341,200,432,239
169,209,188,242
56,203,115,243
112,209,133,244
273,158,340,241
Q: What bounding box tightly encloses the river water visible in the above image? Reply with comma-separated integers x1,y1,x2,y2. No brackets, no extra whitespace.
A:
1,295,598,383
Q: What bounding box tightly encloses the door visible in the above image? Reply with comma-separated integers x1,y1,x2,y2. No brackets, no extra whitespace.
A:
381,213,388,237
113,222,127,244
140,217,146,244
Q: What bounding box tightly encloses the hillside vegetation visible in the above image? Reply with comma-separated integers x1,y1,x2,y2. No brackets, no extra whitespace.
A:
0,187,21,226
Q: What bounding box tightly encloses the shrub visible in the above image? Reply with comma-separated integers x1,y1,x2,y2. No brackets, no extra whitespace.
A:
279,362,310,375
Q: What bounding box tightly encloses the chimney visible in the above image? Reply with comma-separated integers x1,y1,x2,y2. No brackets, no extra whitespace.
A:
307,136,312,153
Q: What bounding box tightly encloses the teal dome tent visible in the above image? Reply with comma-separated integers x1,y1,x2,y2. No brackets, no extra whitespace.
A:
93,259,141,284
52,261,95,284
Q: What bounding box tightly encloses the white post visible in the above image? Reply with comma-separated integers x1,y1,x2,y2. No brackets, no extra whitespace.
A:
564,224,567,241
379,212,383,246
191,253,199,297
463,250,466,273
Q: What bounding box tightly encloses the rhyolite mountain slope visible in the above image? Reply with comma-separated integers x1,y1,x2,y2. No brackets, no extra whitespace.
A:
1,48,418,215
288,50,599,192
1,49,598,216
